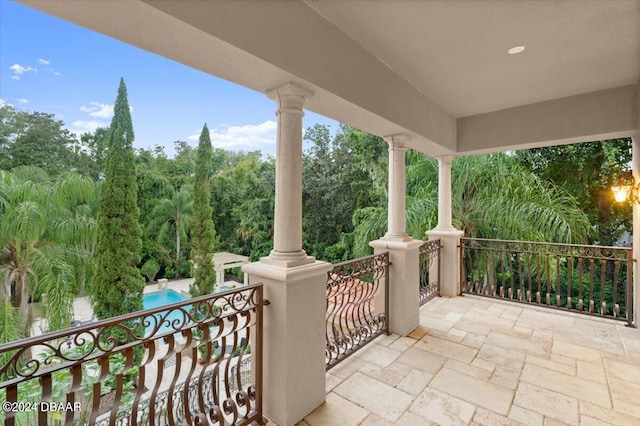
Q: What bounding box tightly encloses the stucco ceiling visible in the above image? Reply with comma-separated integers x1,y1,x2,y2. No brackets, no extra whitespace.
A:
18,0,640,156
307,0,640,118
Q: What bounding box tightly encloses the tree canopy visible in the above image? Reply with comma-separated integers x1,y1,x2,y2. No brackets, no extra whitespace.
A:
1,96,631,346
89,79,144,322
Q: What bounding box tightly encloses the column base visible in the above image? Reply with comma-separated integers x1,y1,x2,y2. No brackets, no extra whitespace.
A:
381,232,412,242
426,228,464,297
261,249,316,268
370,237,423,335
242,259,332,426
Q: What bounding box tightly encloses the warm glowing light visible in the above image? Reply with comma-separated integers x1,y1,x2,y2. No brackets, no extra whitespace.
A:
612,184,631,203
508,46,526,55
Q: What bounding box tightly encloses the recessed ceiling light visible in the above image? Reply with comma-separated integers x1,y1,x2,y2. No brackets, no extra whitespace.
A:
508,46,526,55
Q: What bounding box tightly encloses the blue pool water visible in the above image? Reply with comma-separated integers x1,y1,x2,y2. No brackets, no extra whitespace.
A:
143,290,186,310
143,290,189,336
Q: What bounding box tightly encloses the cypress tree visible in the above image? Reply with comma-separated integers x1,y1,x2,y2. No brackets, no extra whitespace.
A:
90,78,144,322
190,124,216,296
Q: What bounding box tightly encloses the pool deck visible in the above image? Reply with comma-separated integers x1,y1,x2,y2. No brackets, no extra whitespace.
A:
33,278,242,336
70,278,197,324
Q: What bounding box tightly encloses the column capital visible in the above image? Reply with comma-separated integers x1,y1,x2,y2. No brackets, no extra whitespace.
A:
436,154,456,164
267,82,314,105
383,133,411,150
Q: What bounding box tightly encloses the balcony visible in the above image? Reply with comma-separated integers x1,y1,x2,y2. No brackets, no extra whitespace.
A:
0,238,638,425
304,294,640,425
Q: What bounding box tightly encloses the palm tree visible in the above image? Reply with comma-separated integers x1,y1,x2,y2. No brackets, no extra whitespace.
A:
0,168,98,339
352,152,591,256
147,187,193,265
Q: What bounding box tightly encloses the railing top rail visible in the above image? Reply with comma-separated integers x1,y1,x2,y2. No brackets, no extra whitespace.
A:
330,251,389,269
461,237,632,252
0,283,263,354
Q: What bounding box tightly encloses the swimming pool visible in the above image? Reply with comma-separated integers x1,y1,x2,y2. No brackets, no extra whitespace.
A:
143,289,187,310
143,290,189,336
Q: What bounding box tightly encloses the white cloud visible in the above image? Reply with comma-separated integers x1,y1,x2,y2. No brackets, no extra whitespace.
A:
80,102,113,118
15,98,28,104
38,58,50,65
69,120,108,136
0,99,14,108
79,102,133,118
9,64,37,79
188,120,277,150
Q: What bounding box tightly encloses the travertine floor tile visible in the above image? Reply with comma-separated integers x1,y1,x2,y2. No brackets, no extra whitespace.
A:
334,372,413,422
359,362,405,387
409,388,476,425
359,414,394,426
445,358,493,381
396,368,432,395
455,319,492,336
580,401,640,426
329,355,365,379
388,336,416,352
551,340,602,363
577,359,606,384
608,377,640,405
430,368,514,415
520,363,611,408
420,316,455,332
603,358,640,383
325,372,342,392
415,335,478,363
477,343,526,367
372,333,401,347
396,346,447,374
485,330,550,357
356,342,401,367
580,415,618,426
491,365,522,390
396,411,436,426
508,405,544,426
526,355,575,375
472,407,525,426
425,328,466,343
462,332,487,349
304,392,368,426
513,383,579,425
612,399,640,419
307,296,640,426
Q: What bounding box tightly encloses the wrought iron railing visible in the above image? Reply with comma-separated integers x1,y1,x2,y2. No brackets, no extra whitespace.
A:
460,238,633,326
326,252,390,370
0,284,266,425
419,240,441,306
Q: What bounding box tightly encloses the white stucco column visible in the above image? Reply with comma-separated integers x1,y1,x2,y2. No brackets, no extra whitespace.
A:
370,134,422,336
264,82,315,267
427,155,464,297
242,82,332,426
436,155,456,231
384,134,411,240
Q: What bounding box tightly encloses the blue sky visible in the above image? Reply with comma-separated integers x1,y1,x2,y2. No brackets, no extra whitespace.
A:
0,1,338,157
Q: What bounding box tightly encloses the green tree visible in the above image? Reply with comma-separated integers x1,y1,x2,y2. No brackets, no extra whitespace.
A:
0,168,96,339
75,127,109,179
0,106,77,174
89,79,144,322
190,124,216,296
352,152,592,256
302,124,387,262
147,187,193,271
515,139,632,245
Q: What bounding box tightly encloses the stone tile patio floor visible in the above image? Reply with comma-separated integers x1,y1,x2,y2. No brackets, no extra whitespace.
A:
299,295,640,426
